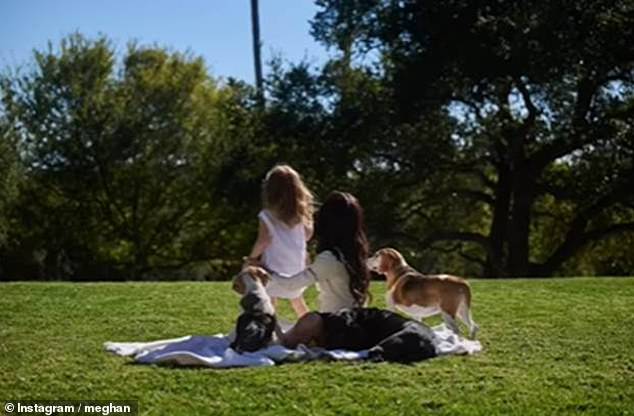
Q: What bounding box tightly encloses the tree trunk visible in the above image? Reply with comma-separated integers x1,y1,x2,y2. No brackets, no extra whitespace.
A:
133,247,147,280
485,165,511,278
507,167,534,277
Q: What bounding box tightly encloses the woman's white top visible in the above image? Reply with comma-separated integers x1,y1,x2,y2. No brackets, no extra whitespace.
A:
258,209,307,298
268,250,355,313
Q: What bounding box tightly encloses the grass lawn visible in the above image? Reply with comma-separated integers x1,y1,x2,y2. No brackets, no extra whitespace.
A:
1,278,633,415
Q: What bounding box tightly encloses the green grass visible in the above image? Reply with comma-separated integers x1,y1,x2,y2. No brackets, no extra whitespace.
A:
1,278,633,415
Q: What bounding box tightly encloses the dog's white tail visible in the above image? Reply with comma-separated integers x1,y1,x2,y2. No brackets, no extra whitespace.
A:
457,291,479,339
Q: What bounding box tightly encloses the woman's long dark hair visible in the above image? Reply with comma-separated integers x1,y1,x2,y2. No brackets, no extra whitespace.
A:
314,191,370,306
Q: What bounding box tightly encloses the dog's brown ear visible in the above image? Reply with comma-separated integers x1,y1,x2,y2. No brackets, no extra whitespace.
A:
379,248,401,272
251,266,270,286
232,274,246,295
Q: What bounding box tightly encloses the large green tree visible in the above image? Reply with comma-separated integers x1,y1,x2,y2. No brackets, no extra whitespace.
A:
0,34,252,279
0,118,21,248
311,0,634,277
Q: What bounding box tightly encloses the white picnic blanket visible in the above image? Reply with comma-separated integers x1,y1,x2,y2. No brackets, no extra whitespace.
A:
104,324,481,368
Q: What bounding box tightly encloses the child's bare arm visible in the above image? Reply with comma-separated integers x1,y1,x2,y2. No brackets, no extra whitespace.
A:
304,221,314,241
304,222,314,266
247,219,271,263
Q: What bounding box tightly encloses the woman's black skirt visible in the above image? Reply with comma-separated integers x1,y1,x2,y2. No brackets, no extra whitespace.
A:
317,307,438,363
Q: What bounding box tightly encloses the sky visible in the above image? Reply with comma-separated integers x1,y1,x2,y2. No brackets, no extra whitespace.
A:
0,0,331,83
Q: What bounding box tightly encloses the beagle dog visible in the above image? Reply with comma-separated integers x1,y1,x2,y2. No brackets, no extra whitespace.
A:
230,266,282,352
367,248,479,338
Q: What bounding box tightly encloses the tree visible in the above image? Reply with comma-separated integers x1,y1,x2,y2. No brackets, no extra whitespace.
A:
0,34,252,279
311,0,634,277
0,118,21,248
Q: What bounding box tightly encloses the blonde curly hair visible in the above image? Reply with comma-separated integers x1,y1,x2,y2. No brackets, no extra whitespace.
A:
262,164,314,227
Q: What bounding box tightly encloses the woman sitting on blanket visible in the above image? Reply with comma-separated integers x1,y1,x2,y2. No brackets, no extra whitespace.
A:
267,192,437,360
267,190,371,314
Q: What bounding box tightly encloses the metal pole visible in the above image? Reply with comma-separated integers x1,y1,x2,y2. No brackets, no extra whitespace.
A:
250,0,264,106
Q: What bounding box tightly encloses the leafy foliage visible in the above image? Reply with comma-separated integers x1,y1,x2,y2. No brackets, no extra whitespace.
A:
0,117,21,248
308,0,634,277
2,0,634,280
0,34,259,279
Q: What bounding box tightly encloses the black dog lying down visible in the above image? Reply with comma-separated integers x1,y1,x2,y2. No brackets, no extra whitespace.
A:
230,266,281,353
368,322,437,363
315,308,438,363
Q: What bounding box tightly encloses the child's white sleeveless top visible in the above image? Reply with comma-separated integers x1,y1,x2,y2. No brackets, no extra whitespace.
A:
258,210,307,298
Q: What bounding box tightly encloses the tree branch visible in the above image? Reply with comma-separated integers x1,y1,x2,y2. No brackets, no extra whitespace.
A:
449,188,495,205
536,178,634,275
453,165,496,190
514,76,538,127
531,78,597,170
583,222,634,242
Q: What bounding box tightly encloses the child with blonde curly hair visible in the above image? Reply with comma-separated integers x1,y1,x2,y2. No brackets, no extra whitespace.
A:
246,164,314,317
